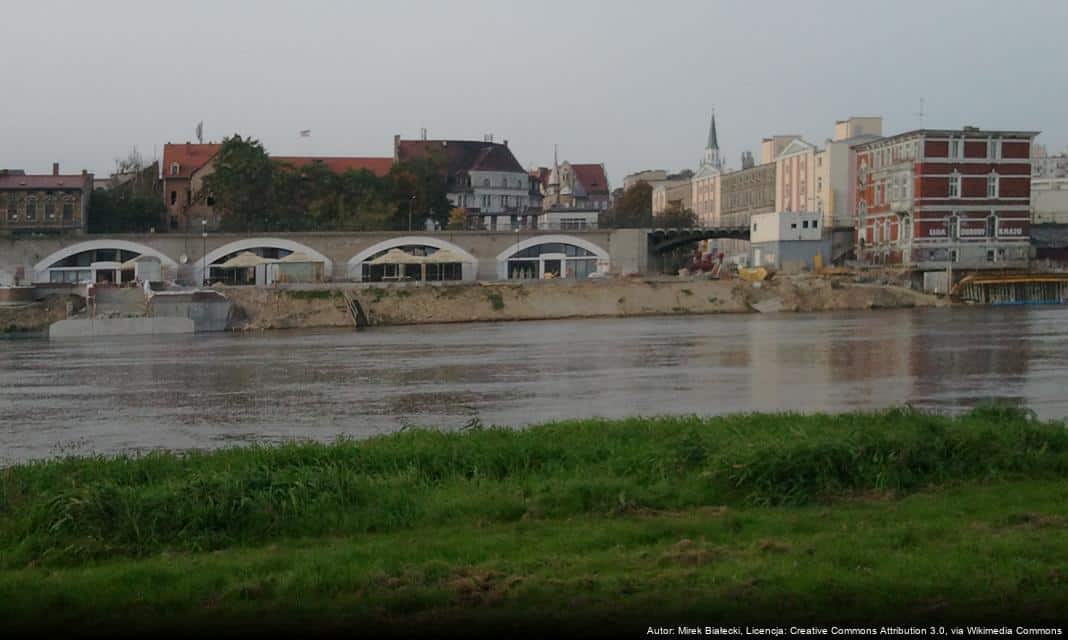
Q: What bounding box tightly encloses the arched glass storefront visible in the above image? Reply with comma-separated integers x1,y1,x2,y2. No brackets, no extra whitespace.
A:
359,246,464,283
503,242,600,280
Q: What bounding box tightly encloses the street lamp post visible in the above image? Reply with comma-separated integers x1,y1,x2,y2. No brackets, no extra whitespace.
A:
408,195,416,232
512,227,520,280
201,219,208,286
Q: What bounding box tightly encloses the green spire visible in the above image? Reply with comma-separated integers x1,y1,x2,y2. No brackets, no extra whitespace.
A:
707,111,719,151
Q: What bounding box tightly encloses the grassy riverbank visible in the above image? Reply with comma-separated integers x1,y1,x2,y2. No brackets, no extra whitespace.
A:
2,408,1067,634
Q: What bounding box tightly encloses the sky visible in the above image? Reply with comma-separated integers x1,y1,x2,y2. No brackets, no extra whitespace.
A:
2,0,1066,187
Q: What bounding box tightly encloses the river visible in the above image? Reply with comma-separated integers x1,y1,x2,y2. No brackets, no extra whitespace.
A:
2,306,1066,464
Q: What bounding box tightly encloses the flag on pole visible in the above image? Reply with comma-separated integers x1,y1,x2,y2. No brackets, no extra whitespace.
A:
299,130,311,137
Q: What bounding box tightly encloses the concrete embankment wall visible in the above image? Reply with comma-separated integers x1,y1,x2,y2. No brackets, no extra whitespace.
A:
0,295,83,333
221,277,945,331
49,317,195,338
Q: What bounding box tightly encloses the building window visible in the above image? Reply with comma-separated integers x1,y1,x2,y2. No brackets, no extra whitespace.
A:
483,179,490,187
170,162,180,176
987,172,999,198
949,138,961,159
25,196,36,220
63,201,74,221
206,195,215,206
170,191,177,205
948,172,961,198
812,220,818,229
988,138,1001,160
986,214,997,237
6,197,17,221
45,201,55,220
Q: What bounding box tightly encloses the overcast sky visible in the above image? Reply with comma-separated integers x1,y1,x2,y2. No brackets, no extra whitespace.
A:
2,0,1065,186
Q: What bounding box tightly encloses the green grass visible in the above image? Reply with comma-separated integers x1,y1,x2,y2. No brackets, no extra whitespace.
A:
485,291,505,310
2,407,1067,632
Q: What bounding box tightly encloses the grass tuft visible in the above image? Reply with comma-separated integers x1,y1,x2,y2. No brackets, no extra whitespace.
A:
0,407,1065,568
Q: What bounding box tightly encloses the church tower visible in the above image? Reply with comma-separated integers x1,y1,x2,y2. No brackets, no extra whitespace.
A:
701,111,722,170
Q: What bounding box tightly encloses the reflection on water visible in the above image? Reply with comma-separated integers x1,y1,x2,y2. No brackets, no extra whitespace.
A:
1,306,1065,463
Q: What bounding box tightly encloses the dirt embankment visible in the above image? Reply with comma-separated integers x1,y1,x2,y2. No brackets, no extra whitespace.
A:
0,295,85,333
221,276,946,331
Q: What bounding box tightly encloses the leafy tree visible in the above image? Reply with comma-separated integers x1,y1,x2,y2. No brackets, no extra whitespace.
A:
655,205,698,229
387,157,452,230
446,207,467,230
601,182,653,228
88,190,164,233
88,148,164,233
204,135,275,232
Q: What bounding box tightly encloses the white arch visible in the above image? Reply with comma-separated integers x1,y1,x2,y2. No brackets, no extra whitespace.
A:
195,237,334,284
494,234,610,280
346,236,479,282
33,239,179,283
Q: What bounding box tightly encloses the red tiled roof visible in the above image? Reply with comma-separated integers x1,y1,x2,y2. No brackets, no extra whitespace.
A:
273,156,393,177
571,163,609,195
398,140,525,176
0,172,92,190
162,143,222,179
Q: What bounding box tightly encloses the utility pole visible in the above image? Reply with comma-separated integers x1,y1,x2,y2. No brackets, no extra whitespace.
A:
408,195,416,232
201,219,208,286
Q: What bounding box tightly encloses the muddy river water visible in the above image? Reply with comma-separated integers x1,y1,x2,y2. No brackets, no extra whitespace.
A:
2,306,1066,463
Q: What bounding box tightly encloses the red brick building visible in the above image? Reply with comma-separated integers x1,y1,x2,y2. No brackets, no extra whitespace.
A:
853,127,1037,270
0,164,93,235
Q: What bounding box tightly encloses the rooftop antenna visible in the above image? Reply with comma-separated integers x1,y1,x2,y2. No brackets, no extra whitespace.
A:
195,121,204,144
420,127,427,140
913,98,926,128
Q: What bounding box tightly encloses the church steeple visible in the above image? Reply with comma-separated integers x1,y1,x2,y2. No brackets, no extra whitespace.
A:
702,110,722,170
707,111,719,152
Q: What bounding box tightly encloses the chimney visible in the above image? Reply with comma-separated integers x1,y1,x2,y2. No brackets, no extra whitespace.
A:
503,140,508,148
52,162,59,176
393,134,401,163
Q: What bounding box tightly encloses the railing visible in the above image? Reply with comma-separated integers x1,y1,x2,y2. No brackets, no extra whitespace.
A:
464,222,600,232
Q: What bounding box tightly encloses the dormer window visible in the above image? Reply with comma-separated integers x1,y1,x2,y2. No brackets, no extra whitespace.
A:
170,162,180,176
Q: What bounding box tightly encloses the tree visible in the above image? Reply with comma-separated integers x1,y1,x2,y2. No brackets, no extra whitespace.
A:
87,190,163,233
87,148,163,233
601,182,653,228
446,207,467,230
655,205,698,229
387,157,452,230
204,135,275,232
